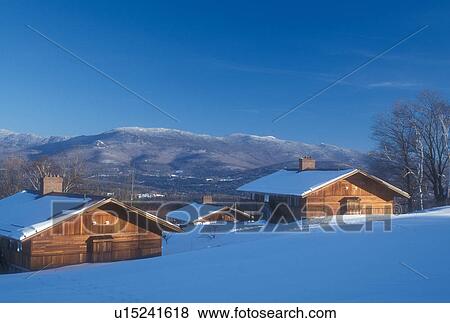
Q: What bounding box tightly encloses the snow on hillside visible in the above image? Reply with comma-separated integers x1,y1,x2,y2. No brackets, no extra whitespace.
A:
1,208,450,302
0,129,67,153
163,223,274,256
111,127,217,140
0,127,364,175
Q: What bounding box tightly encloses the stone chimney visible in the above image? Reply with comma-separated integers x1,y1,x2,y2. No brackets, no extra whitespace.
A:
299,156,316,171
202,195,213,204
41,175,63,195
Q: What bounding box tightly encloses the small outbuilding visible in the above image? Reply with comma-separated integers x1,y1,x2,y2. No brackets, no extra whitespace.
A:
166,202,253,225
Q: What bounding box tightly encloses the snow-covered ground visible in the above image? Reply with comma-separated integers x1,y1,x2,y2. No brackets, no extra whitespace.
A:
1,208,450,302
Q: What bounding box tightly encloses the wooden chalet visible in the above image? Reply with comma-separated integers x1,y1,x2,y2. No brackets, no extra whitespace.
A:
238,157,410,219
0,176,181,271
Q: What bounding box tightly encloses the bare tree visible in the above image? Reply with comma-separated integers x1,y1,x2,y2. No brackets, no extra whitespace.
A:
372,91,450,209
22,158,58,191
0,156,28,197
58,154,86,192
0,152,88,197
371,103,417,211
22,155,86,193
412,92,450,205
411,119,425,210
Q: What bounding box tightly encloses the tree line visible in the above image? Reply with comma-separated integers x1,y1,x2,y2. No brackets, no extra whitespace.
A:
0,155,142,201
0,155,85,198
371,91,450,211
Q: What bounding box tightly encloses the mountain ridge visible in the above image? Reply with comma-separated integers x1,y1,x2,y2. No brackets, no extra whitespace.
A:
0,127,365,194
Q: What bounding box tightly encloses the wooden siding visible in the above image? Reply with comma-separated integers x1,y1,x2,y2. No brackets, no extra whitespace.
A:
252,172,400,220
1,201,164,271
304,173,395,217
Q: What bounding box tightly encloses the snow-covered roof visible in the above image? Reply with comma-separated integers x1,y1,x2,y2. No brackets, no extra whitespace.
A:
238,169,355,196
238,168,410,198
0,191,101,241
0,191,182,241
166,202,226,223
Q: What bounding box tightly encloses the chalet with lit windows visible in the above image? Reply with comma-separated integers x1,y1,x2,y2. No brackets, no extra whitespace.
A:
238,157,410,219
0,176,181,271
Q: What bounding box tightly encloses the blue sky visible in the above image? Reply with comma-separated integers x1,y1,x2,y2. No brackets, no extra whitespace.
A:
1,0,449,151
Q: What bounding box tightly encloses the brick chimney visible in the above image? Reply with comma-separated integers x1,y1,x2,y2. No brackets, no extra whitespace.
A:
202,195,213,204
41,175,63,195
299,156,315,171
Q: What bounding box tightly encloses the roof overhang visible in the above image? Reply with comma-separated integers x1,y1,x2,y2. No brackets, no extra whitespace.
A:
192,205,253,223
109,198,182,232
17,198,181,241
4,198,102,241
301,169,411,199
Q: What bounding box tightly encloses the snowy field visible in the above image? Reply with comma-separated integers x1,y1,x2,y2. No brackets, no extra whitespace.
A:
1,208,450,302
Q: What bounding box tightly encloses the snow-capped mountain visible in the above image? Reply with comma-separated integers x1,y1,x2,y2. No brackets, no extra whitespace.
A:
0,129,67,154
1,127,363,168
0,127,366,193
22,127,362,174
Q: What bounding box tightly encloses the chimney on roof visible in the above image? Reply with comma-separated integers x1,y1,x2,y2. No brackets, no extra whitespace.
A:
41,175,63,195
299,156,316,171
202,195,213,204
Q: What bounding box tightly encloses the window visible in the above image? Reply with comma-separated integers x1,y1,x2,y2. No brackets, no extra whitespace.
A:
340,197,361,215
347,200,361,215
